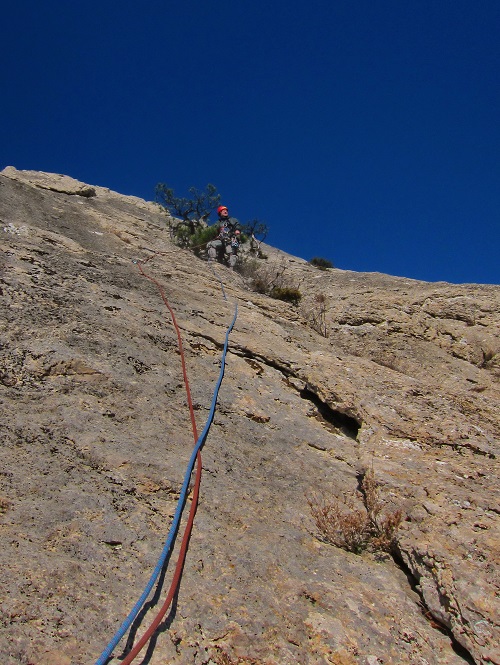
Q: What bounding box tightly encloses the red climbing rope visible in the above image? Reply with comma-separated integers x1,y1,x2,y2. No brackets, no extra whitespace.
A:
119,449,202,664
96,249,237,665
138,259,198,439
118,256,202,663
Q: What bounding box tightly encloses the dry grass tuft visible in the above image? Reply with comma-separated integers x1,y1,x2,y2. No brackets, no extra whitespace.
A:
236,256,302,305
301,292,329,337
308,467,403,554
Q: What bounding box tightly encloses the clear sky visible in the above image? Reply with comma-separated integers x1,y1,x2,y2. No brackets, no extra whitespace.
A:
2,1,499,284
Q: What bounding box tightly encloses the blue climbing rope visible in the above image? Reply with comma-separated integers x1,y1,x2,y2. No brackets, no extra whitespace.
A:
208,260,228,301
94,301,238,665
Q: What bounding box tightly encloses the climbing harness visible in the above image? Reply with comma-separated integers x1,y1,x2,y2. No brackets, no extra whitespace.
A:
94,250,237,664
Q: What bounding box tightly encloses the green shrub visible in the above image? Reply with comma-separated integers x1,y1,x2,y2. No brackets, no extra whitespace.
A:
189,224,219,254
270,286,302,305
241,219,269,256
235,256,302,304
173,223,192,247
156,182,220,233
309,257,334,270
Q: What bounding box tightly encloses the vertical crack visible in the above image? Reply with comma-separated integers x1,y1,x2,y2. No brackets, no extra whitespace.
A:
392,549,476,664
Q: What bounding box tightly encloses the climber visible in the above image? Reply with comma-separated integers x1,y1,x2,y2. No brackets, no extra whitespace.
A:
207,205,241,269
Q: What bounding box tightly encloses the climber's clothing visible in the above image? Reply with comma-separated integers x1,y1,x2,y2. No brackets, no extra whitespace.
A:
207,207,241,269
207,236,238,268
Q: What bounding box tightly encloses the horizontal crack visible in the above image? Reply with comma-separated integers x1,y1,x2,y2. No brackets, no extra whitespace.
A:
300,387,361,440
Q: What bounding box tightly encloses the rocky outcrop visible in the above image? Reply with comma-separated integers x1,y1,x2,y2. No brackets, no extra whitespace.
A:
1,167,498,665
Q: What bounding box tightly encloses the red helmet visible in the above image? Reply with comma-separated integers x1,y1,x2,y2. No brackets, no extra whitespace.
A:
217,205,228,215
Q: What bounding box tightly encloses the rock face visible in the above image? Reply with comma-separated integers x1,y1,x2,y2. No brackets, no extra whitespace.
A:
0,167,498,665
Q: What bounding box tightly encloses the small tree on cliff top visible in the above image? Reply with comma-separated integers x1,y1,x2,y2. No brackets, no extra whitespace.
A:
155,183,221,236
242,218,269,256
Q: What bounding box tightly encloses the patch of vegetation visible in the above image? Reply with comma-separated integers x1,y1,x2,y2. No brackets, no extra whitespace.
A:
155,183,260,260
269,286,302,305
189,224,220,255
241,219,269,256
301,293,329,337
308,467,403,554
309,256,334,270
155,182,221,236
155,182,224,250
236,256,302,305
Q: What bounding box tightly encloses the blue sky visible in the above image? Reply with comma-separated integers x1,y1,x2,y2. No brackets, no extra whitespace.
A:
2,1,499,284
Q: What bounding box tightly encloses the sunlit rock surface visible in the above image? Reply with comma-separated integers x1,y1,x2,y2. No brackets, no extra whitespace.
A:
1,167,498,665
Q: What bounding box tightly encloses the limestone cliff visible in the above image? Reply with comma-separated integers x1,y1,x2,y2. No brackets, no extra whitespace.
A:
1,167,498,665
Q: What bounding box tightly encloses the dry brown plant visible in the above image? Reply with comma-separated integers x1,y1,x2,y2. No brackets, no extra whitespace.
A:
237,256,302,305
308,467,403,554
302,292,329,337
